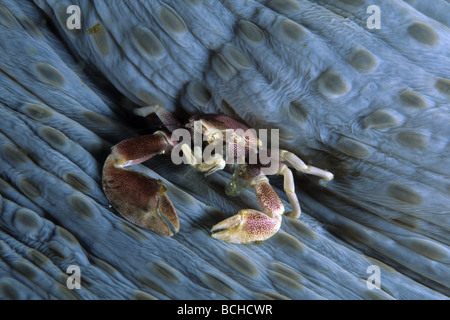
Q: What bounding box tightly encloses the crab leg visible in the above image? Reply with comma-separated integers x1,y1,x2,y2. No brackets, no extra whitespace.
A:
211,165,284,244
211,150,334,243
180,143,226,175
102,131,179,236
267,150,333,219
280,150,334,182
276,164,302,219
134,105,182,133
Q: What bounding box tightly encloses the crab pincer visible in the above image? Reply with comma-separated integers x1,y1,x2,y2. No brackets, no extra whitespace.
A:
211,209,282,244
102,132,179,236
211,165,285,244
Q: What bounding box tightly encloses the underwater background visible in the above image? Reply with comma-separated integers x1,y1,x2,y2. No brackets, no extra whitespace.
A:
0,0,449,299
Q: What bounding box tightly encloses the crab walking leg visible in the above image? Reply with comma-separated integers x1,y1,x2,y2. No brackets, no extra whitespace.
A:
277,164,301,219
280,150,334,182
180,143,201,166
134,105,182,133
181,143,226,175
102,131,180,236
211,166,284,244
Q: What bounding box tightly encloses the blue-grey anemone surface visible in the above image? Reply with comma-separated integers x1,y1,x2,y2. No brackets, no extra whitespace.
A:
0,0,449,299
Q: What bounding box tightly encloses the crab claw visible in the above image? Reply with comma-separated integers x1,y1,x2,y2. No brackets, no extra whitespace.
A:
103,155,179,236
211,209,281,244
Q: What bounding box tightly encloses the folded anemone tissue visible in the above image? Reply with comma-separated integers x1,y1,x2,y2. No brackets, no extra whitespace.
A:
0,0,449,300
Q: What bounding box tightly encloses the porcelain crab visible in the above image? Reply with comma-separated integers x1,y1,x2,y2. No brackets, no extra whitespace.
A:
102,105,333,244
